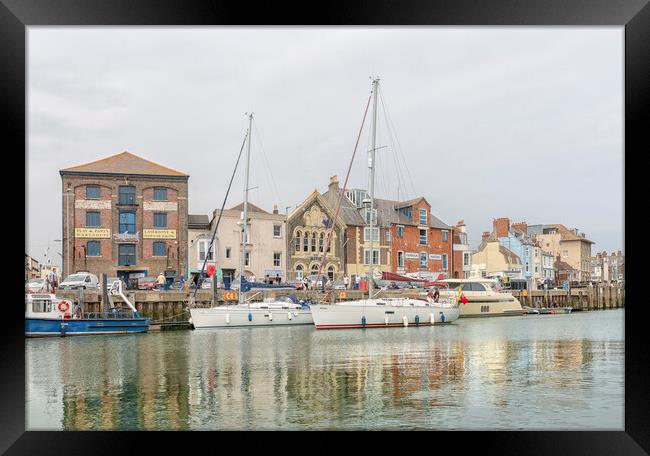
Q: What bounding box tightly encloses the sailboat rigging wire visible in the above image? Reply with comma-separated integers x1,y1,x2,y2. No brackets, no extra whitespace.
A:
192,131,249,300
378,86,418,199
314,91,374,300
252,121,284,209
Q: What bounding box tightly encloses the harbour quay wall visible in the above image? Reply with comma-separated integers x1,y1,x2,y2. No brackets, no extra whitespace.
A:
509,283,625,310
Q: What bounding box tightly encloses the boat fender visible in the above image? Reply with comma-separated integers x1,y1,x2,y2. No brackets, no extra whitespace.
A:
384,314,389,325
288,312,292,320
415,315,420,325
361,316,367,327
430,313,435,324
57,300,70,313
225,314,230,324
269,312,273,321
402,315,408,327
439,312,445,323
248,312,253,322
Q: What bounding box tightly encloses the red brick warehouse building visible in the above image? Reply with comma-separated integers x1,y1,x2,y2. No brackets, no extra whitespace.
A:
60,151,189,287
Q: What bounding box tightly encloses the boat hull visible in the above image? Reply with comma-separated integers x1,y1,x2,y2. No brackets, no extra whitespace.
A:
25,317,150,337
457,299,523,317
189,306,313,329
310,303,459,329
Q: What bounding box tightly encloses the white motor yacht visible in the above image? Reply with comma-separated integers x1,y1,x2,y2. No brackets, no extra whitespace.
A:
437,278,523,317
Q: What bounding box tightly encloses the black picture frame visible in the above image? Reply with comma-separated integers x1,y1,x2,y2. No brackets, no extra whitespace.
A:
4,0,646,453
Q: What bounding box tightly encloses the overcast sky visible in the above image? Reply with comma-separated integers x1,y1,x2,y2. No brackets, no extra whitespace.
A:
27,27,623,267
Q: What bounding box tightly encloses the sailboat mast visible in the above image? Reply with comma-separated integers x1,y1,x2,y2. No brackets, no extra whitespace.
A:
239,112,253,305
368,78,379,298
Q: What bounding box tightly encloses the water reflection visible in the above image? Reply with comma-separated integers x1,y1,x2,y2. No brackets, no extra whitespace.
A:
26,309,624,430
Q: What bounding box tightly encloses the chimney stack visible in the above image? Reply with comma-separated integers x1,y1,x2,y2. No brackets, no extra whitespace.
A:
493,217,510,238
482,231,491,241
328,175,340,192
511,221,528,234
273,204,279,215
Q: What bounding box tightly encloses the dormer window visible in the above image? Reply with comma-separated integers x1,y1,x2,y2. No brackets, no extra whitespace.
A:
419,209,427,226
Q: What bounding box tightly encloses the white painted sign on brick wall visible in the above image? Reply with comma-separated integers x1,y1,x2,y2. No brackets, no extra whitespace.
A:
144,201,178,211
75,199,111,210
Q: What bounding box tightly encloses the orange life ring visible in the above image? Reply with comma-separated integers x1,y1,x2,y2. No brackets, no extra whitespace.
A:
57,300,70,313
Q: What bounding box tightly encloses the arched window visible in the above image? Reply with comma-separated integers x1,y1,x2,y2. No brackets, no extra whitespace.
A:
295,264,304,280
311,264,319,275
295,231,301,252
319,233,324,252
303,231,309,252
311,232,317,252
327,265,334,280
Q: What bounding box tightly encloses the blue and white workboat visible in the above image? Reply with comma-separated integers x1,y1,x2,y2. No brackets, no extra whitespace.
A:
25,281,149,337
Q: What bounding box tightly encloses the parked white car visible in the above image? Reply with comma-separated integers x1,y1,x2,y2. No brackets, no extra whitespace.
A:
59,272,100,291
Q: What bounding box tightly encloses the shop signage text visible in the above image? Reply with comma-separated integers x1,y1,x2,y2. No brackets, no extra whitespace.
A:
143,229,176,239
75,228,111,239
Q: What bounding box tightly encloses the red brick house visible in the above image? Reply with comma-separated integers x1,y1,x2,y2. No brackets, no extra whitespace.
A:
60,151,189,287
322,176,453,279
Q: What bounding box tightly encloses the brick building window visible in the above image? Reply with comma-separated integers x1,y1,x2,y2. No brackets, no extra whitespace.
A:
153,241,166,257
153,187,168,201
419,209,427,225
442,230,449,242
386,231,391,244
119,210,136,234
118,244,136,266
442,253,448,270
364,227,379,242
118,186,136,205
86,241,100,256
273,252,281,267
419,253,428,268
86,211,100,227
153,212,167,228
397,251,404,269
273,224,281,237
397,225,404,237
419,229,427,245
86,186,100,199
364,248,379,265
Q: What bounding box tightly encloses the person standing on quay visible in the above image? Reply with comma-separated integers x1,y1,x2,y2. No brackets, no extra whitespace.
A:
343,275,350,290
157,272,166,290
50,270,58,293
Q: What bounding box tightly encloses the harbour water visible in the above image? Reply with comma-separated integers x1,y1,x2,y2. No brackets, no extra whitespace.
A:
26,309,624,430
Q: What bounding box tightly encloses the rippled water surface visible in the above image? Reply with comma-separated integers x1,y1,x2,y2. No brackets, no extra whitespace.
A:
26,309,624,430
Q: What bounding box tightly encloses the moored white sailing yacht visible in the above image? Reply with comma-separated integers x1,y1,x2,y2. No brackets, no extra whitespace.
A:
310,78,460,330
190,114,313,329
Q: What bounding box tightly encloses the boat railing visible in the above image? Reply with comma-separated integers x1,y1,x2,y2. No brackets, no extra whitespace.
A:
81,311,138,320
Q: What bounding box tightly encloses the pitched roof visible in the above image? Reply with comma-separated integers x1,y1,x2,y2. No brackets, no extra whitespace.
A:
530,223,594,244
322,189,450,229
188,214,210,228
554,259,575,271
499,245,521,265
60,151,188,177
228,202,270,214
